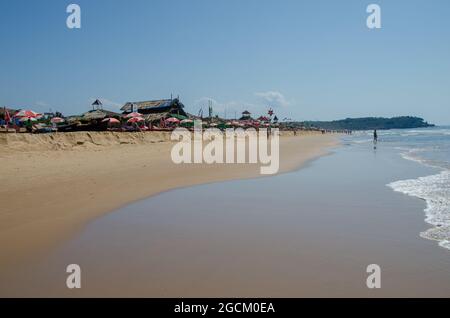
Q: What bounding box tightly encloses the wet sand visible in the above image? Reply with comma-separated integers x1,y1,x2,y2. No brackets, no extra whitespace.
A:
2,138,450,297
0,131,337,286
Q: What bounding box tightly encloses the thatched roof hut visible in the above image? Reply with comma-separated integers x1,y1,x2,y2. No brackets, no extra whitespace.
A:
81,109,121,121
121,98,187,117
143,112,168,123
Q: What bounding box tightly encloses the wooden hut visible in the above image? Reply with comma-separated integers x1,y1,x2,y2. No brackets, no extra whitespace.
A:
81,109,121,121
121,98,187,116
121,98,188,127
67,108,121,131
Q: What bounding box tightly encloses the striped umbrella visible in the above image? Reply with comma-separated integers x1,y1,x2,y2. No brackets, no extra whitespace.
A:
15,109,39,118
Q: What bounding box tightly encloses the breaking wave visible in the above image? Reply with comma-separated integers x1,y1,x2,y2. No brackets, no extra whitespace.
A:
388,170,450,250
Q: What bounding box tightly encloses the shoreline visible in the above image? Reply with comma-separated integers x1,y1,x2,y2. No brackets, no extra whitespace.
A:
5,131,450,297
0,131,340,274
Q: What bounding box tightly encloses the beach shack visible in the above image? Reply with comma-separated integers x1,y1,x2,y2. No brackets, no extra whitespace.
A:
66,108,122,131
121,98,188,126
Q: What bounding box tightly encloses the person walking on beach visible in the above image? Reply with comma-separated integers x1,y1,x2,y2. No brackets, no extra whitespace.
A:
373,129,378,144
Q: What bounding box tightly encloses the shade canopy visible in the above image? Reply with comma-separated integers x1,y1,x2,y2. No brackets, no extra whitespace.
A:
50,117,65,123
127,117,144,123
102,117,120,124
15,109,39,118
19,116,37,122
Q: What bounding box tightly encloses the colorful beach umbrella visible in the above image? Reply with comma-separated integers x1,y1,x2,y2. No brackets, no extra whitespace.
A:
127,117,144,123
102,117,120,124
19,116,37,122
15,109,39,118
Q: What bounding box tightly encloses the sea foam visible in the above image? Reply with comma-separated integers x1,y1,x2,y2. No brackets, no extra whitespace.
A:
388,170,450,249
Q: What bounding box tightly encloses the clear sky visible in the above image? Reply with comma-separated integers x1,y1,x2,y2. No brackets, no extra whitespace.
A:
1,0,449,124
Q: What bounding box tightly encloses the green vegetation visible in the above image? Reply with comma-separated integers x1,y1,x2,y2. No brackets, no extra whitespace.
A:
301,116,434,131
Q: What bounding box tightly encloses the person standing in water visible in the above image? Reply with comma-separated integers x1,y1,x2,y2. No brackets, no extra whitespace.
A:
373,129,378,144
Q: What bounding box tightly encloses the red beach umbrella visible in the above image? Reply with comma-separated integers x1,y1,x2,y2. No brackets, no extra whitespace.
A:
19,116,37,122
15,109,39,118
127,117,144,123
125,112,142,118
102,117,120,124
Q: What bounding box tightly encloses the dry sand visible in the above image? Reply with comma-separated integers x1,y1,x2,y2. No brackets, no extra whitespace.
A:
0,131,338,274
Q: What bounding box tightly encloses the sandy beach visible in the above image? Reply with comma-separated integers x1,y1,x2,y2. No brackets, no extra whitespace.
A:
3,130,450,298
0,131,338,275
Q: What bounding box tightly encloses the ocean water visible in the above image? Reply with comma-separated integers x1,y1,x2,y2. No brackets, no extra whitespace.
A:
345,127,450,250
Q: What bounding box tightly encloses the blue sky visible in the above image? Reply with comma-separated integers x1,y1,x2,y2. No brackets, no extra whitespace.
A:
1,0,449,124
